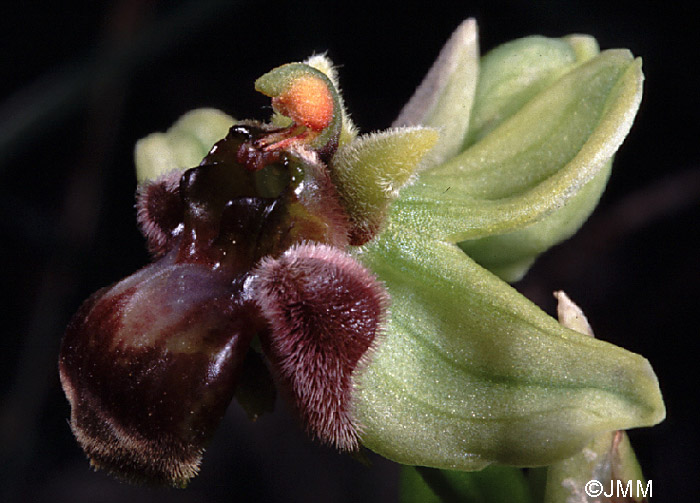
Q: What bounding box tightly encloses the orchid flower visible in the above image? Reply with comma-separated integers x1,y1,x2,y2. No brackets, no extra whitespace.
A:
59,19,664,489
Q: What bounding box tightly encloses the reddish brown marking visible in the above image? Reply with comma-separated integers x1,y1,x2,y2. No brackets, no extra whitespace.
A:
251,243,388,451
136,170,185,258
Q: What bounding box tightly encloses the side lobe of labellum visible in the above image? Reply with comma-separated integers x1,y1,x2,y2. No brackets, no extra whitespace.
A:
58,256,257,486
136,169,185,258
250,243,388,451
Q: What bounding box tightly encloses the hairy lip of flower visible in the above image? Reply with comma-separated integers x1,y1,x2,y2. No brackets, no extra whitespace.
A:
59,77,393,486
59,19,665,488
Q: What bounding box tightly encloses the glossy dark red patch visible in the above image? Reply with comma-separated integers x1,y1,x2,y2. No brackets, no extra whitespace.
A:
61,118,387,486
59,259,258,486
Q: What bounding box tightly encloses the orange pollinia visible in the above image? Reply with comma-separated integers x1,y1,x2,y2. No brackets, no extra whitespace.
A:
274,74,334,131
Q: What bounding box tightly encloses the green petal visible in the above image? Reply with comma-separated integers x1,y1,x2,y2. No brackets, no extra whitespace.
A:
330,127,438,241
400,465,533,503
134,108,234,183
390,49,643,257
352,228,664,470
466,35,598,146
393,18,479,167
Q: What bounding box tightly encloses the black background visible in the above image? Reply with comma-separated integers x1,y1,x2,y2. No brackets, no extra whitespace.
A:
1,1,698,501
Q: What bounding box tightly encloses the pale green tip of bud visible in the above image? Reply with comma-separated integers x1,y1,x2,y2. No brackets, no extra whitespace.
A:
134,108,234,184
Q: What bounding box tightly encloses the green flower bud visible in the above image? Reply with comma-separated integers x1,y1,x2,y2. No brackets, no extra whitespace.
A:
135,108,235,183
392,40,643,281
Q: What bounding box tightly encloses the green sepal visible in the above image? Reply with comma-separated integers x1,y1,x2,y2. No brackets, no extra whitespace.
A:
457,159,612,281
394,18,479,168
330,127,438,242
465,35,599,146
452,35,609,281
134,108,234,183
389,49,642,280
537,292,649,502
400,465,533,503
352,227,664,470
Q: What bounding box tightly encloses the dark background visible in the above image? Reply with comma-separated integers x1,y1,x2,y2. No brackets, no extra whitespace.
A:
1,1,698,501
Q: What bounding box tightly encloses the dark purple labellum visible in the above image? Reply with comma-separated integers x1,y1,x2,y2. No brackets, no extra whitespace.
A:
59,256,259,486
61,120,388,486
136,125,350,269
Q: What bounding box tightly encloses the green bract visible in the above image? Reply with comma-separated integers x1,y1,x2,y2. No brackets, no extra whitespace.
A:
134,18,664,476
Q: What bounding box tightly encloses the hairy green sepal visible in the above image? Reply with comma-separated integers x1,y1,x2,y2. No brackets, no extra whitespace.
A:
353,227,664,469
394,48,643,281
